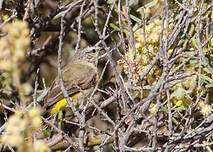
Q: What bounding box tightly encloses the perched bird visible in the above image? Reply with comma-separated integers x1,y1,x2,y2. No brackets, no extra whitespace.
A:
44,46,100,114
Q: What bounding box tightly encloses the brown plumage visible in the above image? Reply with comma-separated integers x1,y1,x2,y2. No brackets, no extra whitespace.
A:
44,47,99,111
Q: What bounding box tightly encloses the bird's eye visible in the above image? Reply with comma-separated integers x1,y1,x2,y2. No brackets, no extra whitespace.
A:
92,49,96,53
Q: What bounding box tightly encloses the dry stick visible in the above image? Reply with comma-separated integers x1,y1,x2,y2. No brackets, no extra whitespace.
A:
152,93,162,150
87,60,109,109
124,0,136,108
46,133,63,148
120,118,137,152
202,34,213,47
113,81,175,149
196,4,213,152
161,1,173,137
7,145,16,152
0,9,17,29
32,68,39,144
166,84,173,136
101,0,115,38
94,0,131,114
94,2,128,149
73,1,87,150
42,117,82,151
165,2,211,151
162,8,176,140
75,87,117,122
139,71,168,117
63,118,114,148
178,92,204,139
91,100,115,126
164,0,169,55
93,0,102,37
63,119,106,134
118,0,127,53
27,0,85,57
194,142,213,148
98,39,131,151
0,90,15,99
167,71,196,83
205,9,212,37
75,0,86,52
174,0,188,10
23,0,32,21
0,101,16,113
81,60,112,147
115,8,169,146
191,1,213,23
98,22,138,150
57,11,83,151
0,0,3,10
55,2,104,150
26,88,49,110
33,0,40,8
164,118,213,150
33,68,40,107
167,9,186,49
124,145,158,152
169,8,193,59
0,88,49,134
48,92,118,149
197,34,213,73
196,1,213,73
111,28,135,107
125,0,136,61
196,0,204,140
64,145,72,152
141,8,152,59
169,50,198,76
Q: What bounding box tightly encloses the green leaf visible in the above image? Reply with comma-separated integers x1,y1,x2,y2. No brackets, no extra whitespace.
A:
53,11,66,20
143,1,157,8
189,59,197,65
177,106,188,111
203,47,207,54
130,14,141,23
203,68,212,74
109,23,120,32
192,36,198,49
200,74,213,83
160,106,167,112
206,84,213,88
137,1,156,15
43,130,51,137
129,0,139,7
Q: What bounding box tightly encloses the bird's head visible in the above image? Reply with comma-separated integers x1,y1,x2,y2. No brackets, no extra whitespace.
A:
73,46,101,65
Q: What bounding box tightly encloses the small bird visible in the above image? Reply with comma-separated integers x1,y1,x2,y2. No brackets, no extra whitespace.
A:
44,46,100,114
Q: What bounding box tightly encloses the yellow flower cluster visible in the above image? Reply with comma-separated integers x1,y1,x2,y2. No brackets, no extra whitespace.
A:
170,74,197,107
0,20,32,100
199,101,212,116
0,20,30,71
136,19,162,45
1,108,50,152
118,15,198,109
118,18,168,89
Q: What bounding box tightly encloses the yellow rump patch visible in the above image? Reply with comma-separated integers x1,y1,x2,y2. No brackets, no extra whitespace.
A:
50,98,72,114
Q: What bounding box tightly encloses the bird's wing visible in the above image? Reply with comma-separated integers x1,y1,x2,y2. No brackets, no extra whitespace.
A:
44,62,98,109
